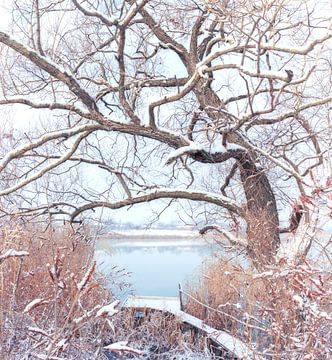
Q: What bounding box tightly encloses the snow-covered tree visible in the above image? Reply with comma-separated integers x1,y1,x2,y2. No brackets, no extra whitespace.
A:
0,0,331,271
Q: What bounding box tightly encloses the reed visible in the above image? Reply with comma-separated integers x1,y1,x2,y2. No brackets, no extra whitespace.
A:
0,220,114,359
184,256,332,358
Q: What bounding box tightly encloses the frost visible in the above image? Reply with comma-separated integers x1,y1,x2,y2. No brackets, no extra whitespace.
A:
56,338,68,350
293,294,304,308
73,305,100,325
210,143,245,154
96,300,120,318
253,270,274,279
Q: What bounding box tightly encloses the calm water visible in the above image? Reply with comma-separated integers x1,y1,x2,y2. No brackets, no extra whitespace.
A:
95,238,218,298
95,228,332,299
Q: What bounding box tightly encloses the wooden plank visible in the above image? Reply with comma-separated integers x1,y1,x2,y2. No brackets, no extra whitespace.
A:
124,295,259,359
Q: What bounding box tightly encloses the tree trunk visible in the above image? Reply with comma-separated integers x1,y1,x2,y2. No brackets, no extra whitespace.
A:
194,83,280,269
237,154,280,269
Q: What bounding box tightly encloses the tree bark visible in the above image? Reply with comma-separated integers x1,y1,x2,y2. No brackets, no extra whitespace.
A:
237,154,280,269
194,82,280,268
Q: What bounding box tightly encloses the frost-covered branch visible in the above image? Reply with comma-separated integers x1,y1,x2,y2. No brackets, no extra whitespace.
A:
165,142,203,165
104,341,142,356
96,300,120,318
261,31,332,55
0,98,93,119
23,298,49,313
204,63,293,82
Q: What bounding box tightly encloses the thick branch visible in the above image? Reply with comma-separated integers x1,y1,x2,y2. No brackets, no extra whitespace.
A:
70,188,243,220
137,6,188,63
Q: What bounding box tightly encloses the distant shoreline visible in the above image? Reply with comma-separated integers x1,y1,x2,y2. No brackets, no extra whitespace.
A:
97,229,212,241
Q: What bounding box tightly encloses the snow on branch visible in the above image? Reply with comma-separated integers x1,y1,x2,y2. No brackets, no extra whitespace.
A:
72,0,118,26
0,31,97,111
254,95,332,125
0,124,103,173
73,305,101,325
96,300,120,318
104,341,142,356
23,298,49,313
70,188,243,221
0,98,92,118
0,249,29,263
0,131,91,197
199,31,332,68
203,63,293,82
119,0,149,27
77,261,96,291
261,31,332,55
199,225,247,248
165,142,203,164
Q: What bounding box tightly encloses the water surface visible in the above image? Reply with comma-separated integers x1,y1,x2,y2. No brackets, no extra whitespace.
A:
96,237,218,298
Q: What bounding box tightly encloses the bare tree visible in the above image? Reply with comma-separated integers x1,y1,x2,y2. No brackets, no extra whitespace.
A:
0,0,331,270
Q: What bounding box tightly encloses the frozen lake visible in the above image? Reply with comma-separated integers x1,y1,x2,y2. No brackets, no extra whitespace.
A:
95,234,218,298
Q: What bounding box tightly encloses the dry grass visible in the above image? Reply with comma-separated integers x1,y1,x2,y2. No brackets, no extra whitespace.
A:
184,260,264,334
184,257,332,359
118,310,182,352
0,219,114,359
112,308,213,359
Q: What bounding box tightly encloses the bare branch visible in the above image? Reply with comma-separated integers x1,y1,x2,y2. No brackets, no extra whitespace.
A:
0,31,98,112
199,225,247,248
71,188,243,221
